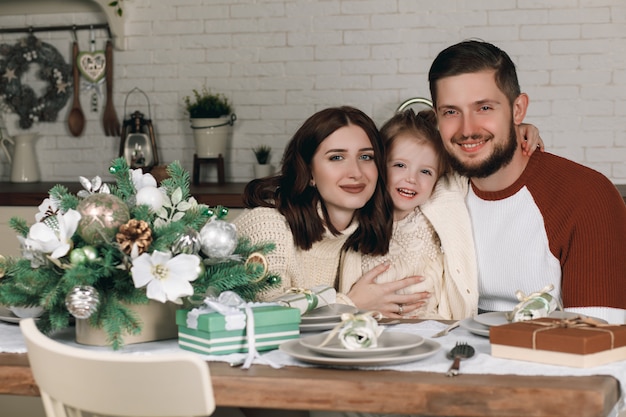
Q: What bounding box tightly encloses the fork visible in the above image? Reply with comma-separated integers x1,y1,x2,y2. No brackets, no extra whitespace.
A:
431,321,460,338
446,341,475,376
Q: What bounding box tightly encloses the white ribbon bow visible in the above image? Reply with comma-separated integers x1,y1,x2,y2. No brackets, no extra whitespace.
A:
506,284,561,322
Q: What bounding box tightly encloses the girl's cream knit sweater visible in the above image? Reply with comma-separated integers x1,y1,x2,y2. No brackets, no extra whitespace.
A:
340,173,478,320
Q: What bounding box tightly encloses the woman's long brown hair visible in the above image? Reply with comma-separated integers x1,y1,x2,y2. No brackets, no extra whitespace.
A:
243,106,393,255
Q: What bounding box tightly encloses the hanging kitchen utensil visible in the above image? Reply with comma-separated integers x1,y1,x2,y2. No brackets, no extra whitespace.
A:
102,39,121,136
77,28,105,112
68,31,86,137
119,87,158,170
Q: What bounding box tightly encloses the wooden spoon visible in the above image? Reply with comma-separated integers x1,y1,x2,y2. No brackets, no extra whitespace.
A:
102,40,120,137
68,41,85,137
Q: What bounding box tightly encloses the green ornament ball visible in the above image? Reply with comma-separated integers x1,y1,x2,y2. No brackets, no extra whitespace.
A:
70,246,99,265
82,245,98,261
69,248,87,265
76,193,130,245
188,294,205,307
196,260,205,279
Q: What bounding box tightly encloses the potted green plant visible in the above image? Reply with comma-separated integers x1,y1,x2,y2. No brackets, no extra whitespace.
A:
252,145,271,165
184,88,232,118
184,87,236,159
252,145,273,178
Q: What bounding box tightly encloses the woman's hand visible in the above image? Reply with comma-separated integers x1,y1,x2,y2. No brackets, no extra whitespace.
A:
519,123,545,156
346,262,430,318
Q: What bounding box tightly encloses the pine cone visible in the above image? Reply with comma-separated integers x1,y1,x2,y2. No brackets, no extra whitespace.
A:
116,219,153,255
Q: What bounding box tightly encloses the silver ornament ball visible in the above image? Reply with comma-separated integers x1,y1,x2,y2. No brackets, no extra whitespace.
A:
199,219,237,258
172,228,202,255
65,285,100,319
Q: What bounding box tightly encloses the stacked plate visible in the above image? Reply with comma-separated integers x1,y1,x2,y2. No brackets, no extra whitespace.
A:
460,311,605,337
280,329,441,366
459,316,491,337
299,304,360,332
0,305,41,324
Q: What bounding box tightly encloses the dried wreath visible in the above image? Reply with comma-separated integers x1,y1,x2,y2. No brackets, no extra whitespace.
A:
0,35,71,129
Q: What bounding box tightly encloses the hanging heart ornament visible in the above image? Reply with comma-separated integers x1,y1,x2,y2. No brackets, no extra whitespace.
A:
77,50,106,83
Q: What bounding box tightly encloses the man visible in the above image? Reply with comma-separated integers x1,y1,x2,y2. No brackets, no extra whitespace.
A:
428,40,626,323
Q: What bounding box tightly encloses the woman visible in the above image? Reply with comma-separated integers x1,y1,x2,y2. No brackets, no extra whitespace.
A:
234,106,428,312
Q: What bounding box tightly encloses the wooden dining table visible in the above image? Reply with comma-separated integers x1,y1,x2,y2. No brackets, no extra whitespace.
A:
0,348,620,417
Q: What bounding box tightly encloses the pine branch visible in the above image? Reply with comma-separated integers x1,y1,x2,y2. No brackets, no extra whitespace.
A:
130,204,154,223
161,161,190,200
93,296,145,350
8,217,29,236
181,205,214,230
191,238,281,301
49,184,79,211
109,157,135,201
232,272,281,300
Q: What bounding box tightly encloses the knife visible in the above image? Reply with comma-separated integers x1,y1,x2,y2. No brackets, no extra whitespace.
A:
431,321,460,338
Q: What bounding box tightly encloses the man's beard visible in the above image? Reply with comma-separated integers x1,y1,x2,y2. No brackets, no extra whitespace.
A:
448,122,517,179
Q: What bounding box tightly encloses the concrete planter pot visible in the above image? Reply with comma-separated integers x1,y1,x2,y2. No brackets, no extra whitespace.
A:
253,164,273,178
75,300,179,346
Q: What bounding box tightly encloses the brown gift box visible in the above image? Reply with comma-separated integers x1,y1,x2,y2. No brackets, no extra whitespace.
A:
490,317,626,368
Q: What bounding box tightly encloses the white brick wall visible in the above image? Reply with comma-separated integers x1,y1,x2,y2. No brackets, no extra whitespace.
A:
0,0,624,183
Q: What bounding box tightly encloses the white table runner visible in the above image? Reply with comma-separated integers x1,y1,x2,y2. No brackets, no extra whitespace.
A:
2,320,624,416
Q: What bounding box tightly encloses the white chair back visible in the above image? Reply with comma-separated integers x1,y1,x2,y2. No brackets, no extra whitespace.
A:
20,318,215,417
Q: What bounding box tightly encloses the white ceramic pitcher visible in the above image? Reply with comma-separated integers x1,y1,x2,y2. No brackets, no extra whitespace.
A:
1,133,41,183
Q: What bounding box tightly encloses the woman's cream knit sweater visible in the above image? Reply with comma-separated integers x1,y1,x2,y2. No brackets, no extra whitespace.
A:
233,207,358,301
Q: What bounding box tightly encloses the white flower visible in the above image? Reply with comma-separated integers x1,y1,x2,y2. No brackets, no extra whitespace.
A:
130,169,157,191
25,209,81,261
130,250,200,303
35,197,59,222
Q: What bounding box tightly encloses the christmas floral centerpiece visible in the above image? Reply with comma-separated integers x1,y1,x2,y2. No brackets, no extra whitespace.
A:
0,158,280,349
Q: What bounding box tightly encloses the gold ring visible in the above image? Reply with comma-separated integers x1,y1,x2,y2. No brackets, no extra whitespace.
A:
398,304,403,315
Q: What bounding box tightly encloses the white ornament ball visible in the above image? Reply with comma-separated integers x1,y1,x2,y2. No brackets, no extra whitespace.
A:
199,220,237,258
136,186,165,211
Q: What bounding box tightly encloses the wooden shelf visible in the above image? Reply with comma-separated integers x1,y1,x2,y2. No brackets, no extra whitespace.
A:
0,182,248,208
1,182,623,208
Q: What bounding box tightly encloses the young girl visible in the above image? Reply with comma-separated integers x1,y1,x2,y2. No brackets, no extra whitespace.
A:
340,109,544,319
234,106,426,310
